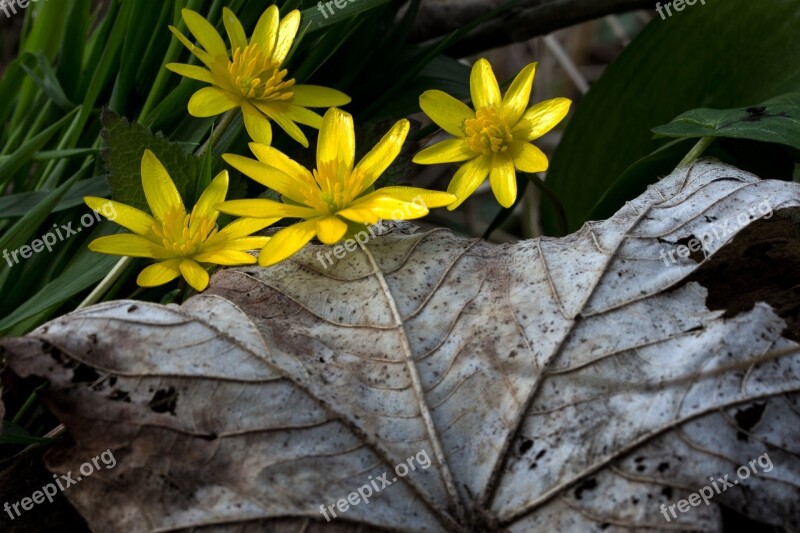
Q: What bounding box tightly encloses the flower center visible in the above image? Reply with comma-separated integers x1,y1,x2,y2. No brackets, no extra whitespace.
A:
148,205,218,257
464,107,513,154
228,44,295,101
308,160,361,213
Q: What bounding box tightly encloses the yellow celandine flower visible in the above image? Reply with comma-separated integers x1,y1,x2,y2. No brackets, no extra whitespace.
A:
413,58,572,209
166,6,350,147
85,150,276,292
217,107,456,267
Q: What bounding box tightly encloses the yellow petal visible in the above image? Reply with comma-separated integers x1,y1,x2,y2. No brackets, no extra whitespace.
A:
216,199,319,219
511,97,572,141
182,8,228,59
193,249,257,265
353,119,409,191
215,217,277,240
509,141,549,173
247,143,316,189
242,102,273,145
251,5,279,57
258,102,323,128
190,170,227,232
412,139,475,165
446,153,492,210
419,90,474,137
470,58,501,109
285,105,323,128
255,101,308,147
165,63,214,84
365,186,456,209
225,236,271,250
188,87,239,117
489,152,517,208
273,10,300,65
141,149,184,221
179,259,210,292
136,259,182,287
317,107,355,178
335,207,379,225
88,234,163,258
257,220,317,267
340,196,422,221
168,26,214,68
84,197,154,235
501,62,537,124
291,85,351,107
316,216,348,244
222,7,247,50
222,153,310,204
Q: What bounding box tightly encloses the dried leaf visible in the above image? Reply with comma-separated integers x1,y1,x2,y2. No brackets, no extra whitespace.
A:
3,160,800,532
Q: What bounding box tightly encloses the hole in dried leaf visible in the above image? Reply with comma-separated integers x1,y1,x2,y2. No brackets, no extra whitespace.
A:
149,387,178,415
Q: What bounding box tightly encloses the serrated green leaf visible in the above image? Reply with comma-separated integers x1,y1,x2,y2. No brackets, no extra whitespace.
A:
652,93,800,151
101,109,203,212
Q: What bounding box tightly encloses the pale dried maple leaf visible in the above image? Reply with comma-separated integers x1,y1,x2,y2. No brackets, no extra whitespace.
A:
2,160,800,532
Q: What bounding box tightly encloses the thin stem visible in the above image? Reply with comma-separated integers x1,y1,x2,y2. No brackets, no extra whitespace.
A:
175,277,187,304
527,172,568,236
76,256,134,310
11,382,48,425
676,136,714,168
196,109,237,156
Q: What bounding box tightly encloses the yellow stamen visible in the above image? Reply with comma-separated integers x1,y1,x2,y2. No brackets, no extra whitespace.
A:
148,205,217,257
228,43,295,101
464,107,513,154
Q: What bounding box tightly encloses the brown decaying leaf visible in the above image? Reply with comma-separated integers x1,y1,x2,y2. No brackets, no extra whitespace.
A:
2,159,800,532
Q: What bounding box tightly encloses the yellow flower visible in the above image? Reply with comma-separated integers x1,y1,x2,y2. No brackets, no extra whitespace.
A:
217,107,456,267
166,6,350,147
84,150,275,292
413,58,571,209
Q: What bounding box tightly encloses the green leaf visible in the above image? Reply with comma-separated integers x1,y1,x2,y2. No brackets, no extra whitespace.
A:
652,93,800,151
543,0,800,234
584,138,695,224
299,0,391,33
0,228,120,335
19,51,74,110
0,176,109,219
0,108,78,188
101,109,203,212
0,421,53,445
0,168,84,258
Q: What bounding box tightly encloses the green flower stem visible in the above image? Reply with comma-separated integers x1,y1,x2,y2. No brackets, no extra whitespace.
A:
676,136,714,168
196,109,237,156
527,172,569,236
11,382,48,425
76,256,134,310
